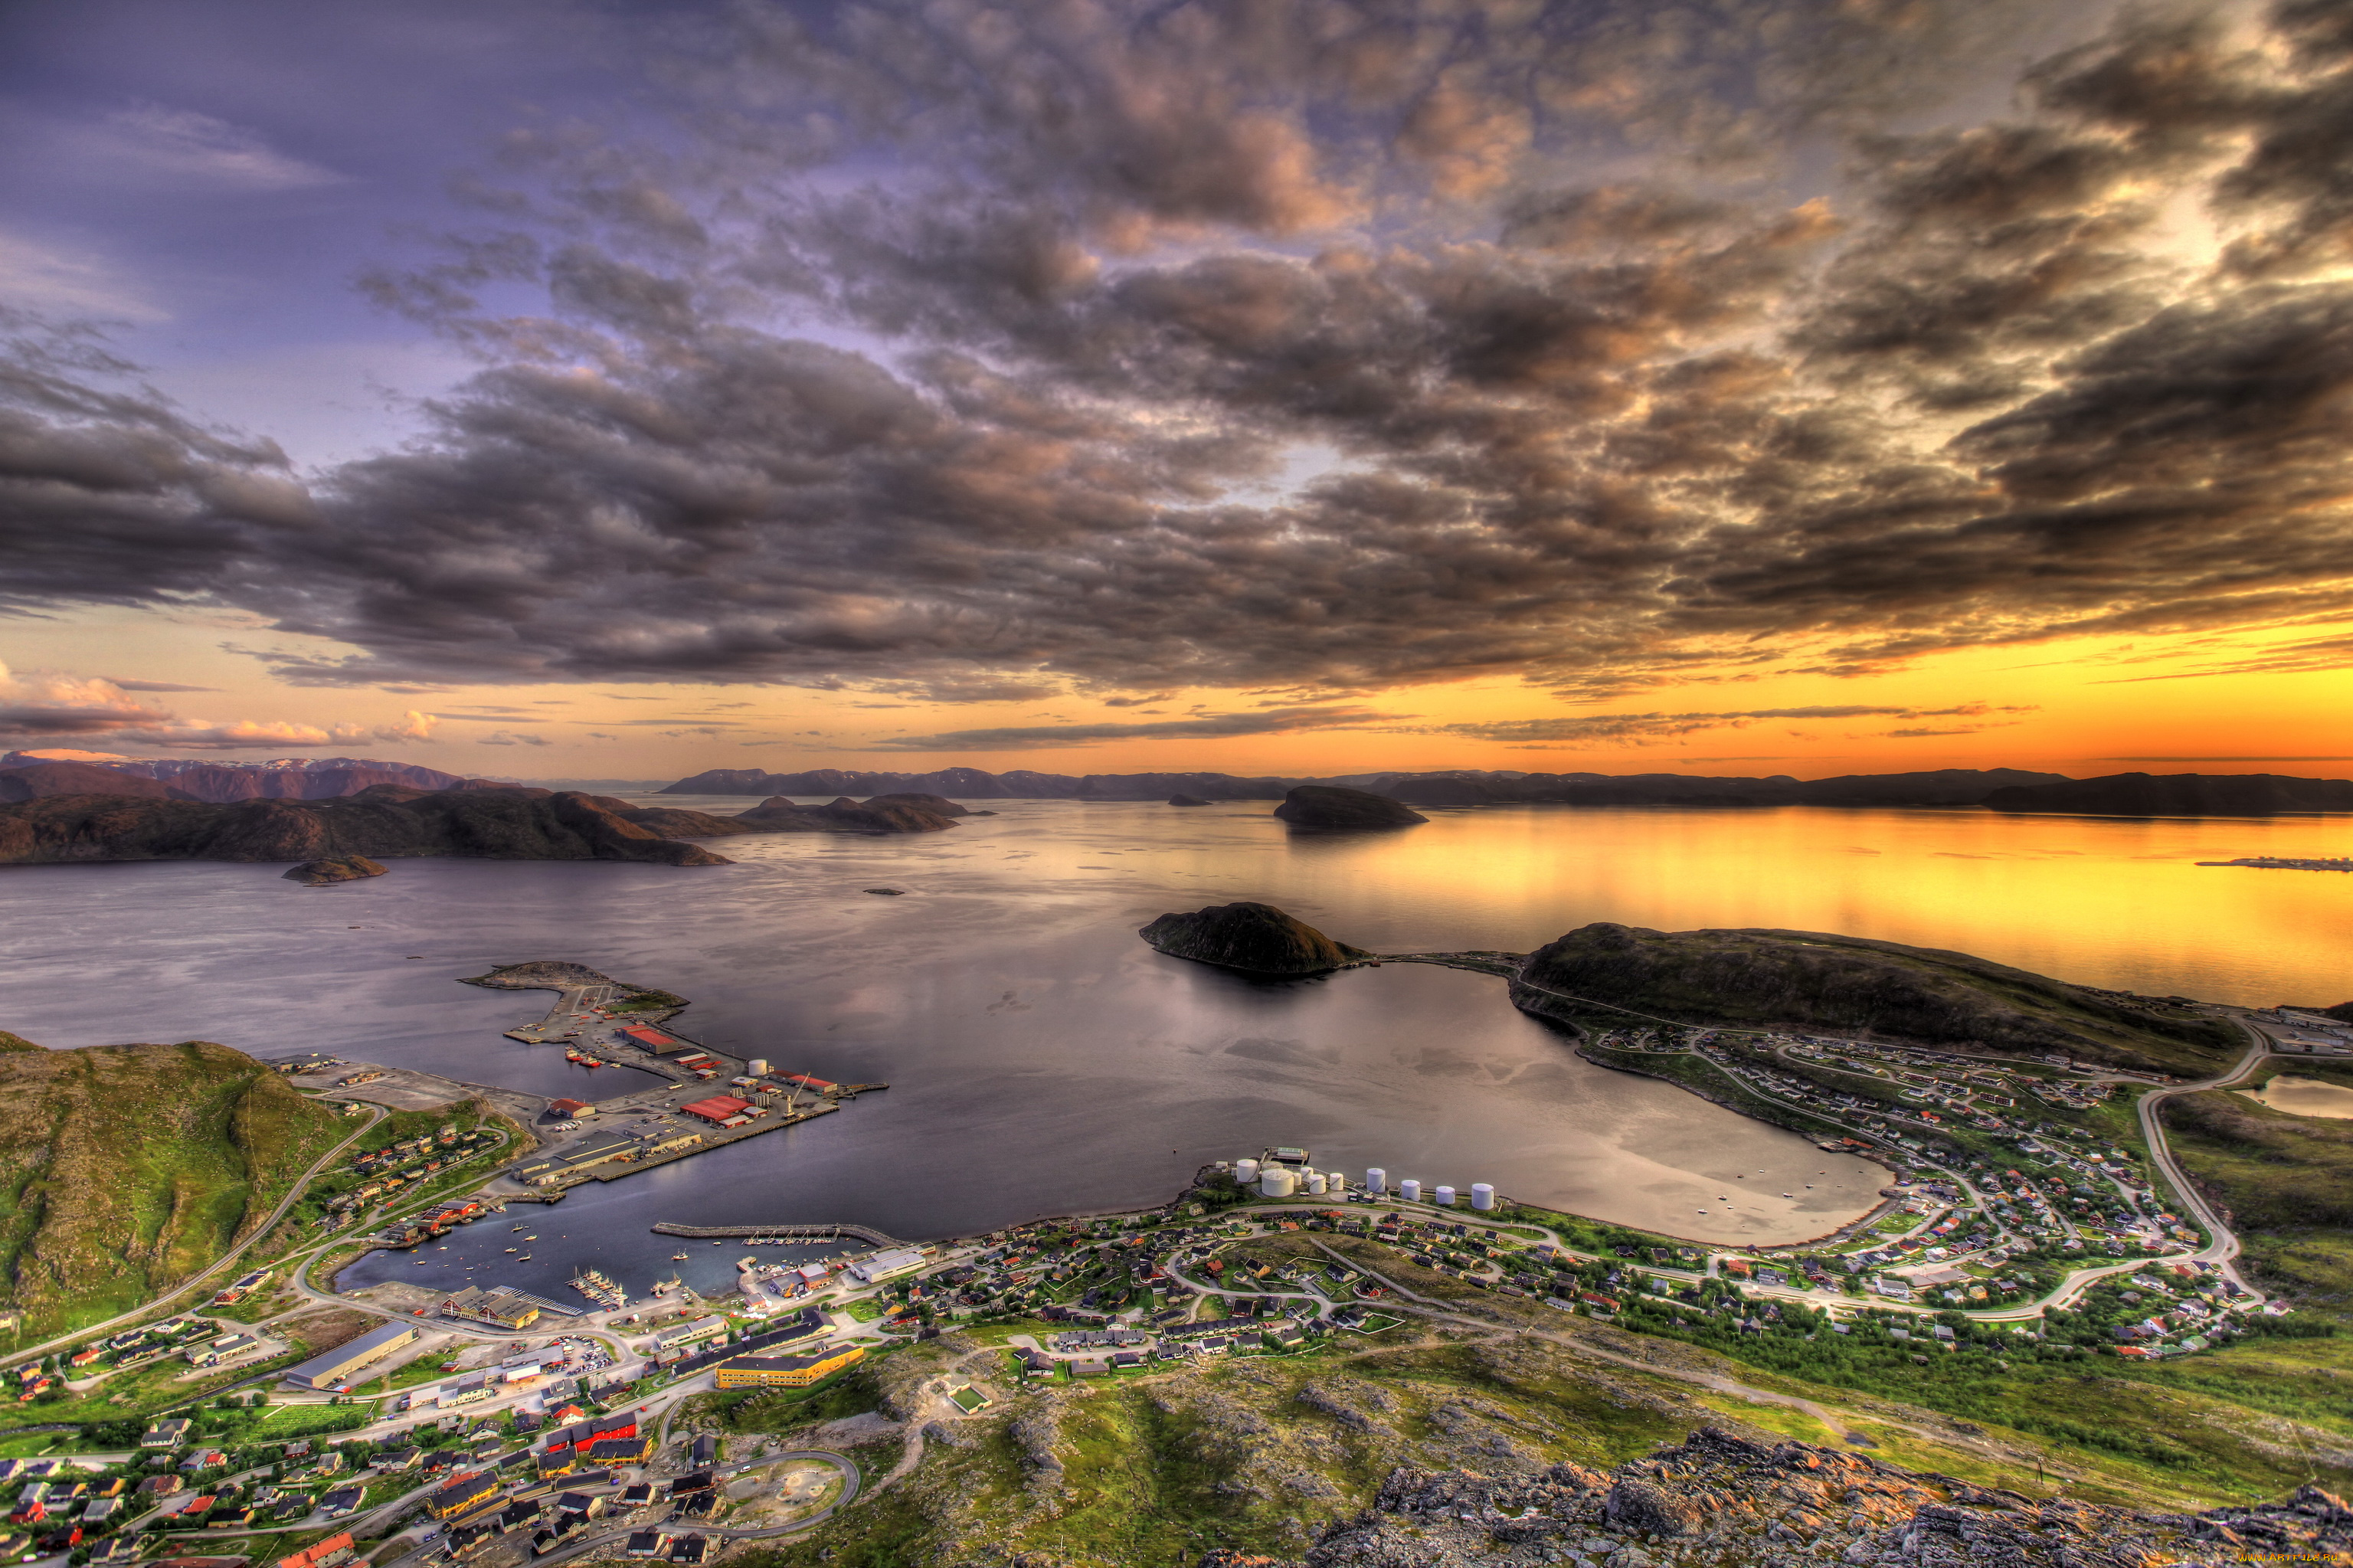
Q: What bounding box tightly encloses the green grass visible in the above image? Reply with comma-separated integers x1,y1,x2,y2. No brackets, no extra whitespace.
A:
702,1365,880,1434
2161,1088,2353,1318
0,1041,349,1342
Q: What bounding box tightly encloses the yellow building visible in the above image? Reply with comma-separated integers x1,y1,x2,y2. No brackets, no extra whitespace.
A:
712,1344,864,1390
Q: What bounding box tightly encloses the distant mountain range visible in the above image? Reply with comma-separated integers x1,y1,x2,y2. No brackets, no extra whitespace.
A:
662,764,2353,817
663,764,2068,807
0,752,466,803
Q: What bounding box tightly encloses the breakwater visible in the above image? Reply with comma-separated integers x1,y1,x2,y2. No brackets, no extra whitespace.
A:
650,1221,907,1248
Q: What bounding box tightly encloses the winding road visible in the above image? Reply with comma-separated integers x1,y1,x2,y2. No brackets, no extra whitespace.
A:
2,1105,387,1369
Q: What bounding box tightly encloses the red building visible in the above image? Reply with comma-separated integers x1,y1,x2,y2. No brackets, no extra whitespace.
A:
782,1073,837,1094
681,1095,753,1125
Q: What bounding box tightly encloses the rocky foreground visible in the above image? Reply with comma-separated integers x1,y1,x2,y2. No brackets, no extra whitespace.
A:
1209,1428,2352,1568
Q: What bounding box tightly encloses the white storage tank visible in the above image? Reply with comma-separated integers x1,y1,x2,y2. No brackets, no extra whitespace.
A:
1259,1168,1298,1198
1235,1158,1261,1187
1365,1167,1387,1194
1306,1172,1327,1195
1471,1183,1496,1211
1399,1178,1422,1203
746,1058,769,1078
1435,1185,1457,1206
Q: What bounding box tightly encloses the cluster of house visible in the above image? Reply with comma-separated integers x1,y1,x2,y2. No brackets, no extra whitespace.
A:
1018,1309,1365,1377
2104,1264,2253,1358
329,1127,502,1216
4,1460,129,1558
423,1422,751,1561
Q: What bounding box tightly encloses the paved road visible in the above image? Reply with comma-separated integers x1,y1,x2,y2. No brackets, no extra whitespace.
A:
1,1105,387,1369
2129,1021,2273,1295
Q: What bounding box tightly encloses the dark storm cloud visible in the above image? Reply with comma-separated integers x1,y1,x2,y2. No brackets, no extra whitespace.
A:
8,0,2353,705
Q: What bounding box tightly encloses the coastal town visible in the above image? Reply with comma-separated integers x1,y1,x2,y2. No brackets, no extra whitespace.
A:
0,961,2321,1568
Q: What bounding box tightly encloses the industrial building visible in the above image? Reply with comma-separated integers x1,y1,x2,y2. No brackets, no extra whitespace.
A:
680,1095,754,1127
711,1344,864,1390
848,1247,926,1285
440,1286,542,1330
653,1314,728,1350
282,1321,419,1390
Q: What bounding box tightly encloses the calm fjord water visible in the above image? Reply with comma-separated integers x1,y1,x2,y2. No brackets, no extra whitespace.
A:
5,799,2348,1296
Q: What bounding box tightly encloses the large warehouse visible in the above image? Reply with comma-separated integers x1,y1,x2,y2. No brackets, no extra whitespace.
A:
282,1321,419,1390
680,1095,754,1126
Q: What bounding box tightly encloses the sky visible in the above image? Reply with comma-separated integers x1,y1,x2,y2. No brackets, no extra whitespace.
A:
3,0,2352,784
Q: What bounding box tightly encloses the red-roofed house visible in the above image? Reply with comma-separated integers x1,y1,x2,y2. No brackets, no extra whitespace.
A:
545,1098,593,1118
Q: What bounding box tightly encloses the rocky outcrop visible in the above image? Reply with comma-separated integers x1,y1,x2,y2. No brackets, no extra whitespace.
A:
283,854,387,885
862,792,970,817
463,961,618,990
1985,771,2353,817
731,795,961,834
607,804,769,839
1140,902,1370,975
1169,793,1213,807
1510,921,2241,1075
1273,786,1428,829
0,787,729,868
1288,1428,2350,1568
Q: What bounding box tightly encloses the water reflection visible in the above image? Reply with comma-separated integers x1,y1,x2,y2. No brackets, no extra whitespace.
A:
7,797,2350,1284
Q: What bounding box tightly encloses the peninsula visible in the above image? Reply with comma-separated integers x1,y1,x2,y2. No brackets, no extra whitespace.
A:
0,784,965,870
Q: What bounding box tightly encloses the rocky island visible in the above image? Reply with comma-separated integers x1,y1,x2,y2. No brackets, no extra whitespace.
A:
1271,784,1428,828
283,853,388,885
1139,901,1371,975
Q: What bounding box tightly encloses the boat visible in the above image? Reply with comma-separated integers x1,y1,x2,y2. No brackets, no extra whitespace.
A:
569,1267,628,1309
671,1252,690,1261
518,1254,532,1261
505,1248,517,1254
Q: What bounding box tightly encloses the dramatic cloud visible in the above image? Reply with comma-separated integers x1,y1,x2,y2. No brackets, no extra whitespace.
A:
7,1,2353,709
0,663,434,750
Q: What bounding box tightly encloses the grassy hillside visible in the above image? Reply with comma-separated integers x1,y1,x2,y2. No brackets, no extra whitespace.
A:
718,1290,2336,1568
2162,1082,2353,1319
0,1037,349,1339
1512,924,2240,1074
